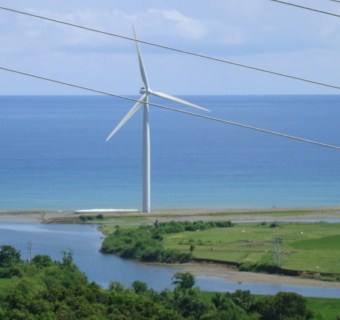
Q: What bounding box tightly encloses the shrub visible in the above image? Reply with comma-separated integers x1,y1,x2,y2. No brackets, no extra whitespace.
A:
269,222,279,228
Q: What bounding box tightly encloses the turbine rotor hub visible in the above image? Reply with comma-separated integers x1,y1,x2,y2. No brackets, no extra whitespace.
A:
140,87,147,94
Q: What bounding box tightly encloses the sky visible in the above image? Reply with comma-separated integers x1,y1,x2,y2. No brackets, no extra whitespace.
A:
0,0,340,95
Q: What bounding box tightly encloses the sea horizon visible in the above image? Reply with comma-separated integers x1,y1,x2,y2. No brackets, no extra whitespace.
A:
1,95,339,211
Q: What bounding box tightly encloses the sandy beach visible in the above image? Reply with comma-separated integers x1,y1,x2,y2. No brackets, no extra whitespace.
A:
1,206,340,223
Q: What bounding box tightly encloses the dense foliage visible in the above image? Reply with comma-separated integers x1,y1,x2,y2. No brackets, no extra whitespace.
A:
156,220,234,234
101,220,233,263
0,245,320,319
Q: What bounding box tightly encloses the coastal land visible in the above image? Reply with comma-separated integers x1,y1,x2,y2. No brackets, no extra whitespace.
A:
1,206,340,223
1,206,339,289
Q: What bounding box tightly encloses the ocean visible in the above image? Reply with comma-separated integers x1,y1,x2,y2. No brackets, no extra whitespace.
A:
0,95,339,210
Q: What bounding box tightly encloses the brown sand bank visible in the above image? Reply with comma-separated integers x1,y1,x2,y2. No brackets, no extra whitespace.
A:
0,210,73,222
178,262,340,288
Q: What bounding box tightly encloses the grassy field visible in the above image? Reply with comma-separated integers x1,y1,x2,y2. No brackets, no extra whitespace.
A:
0,278,11,288
200,292,340,319
163,222,340,275
306,297,340,319
74,208,340,226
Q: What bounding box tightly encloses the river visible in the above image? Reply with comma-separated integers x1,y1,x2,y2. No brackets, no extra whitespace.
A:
0,222,339,298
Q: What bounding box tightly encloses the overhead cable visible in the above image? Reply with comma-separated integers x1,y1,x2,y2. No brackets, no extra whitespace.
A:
1,6,340,92
0,65,339,151
270,0,340,18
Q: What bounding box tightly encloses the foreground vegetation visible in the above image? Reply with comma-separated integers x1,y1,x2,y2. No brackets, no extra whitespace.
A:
101,220,340,278
0,244,337,319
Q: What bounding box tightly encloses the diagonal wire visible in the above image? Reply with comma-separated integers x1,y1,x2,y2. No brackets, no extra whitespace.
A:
1,6,340,91
270,0,340,18
0,65,339,151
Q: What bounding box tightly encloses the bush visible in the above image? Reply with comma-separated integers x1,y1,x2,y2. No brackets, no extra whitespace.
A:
157,221,234,234
239,262,254,272
269,222,279,228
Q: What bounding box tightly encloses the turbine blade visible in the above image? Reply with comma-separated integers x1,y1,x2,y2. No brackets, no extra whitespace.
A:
133,25,149,89
106,94,146,142
150,90,210,112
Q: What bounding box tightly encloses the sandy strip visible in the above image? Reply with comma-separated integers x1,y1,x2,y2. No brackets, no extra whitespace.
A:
178,262,340,288
0,210,74,222
0,206,339,223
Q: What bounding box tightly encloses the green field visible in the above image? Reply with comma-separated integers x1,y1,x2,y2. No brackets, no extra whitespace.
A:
201,292,340,319
307,297,340,319
78,209,338,225
163,222,340,275
0,278,11,288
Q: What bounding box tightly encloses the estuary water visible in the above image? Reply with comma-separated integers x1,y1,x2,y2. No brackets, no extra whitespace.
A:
0,95,340,211
0,222,340,298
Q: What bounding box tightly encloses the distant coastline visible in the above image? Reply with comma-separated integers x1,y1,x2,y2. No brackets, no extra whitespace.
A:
0,206,340,223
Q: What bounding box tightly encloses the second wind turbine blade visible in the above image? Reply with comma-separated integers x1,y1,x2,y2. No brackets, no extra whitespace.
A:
150,90,210,112
106,94,147,142
133,26,149,89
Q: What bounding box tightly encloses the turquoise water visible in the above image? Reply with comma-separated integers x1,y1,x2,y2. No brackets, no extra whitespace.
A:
0,95,339,210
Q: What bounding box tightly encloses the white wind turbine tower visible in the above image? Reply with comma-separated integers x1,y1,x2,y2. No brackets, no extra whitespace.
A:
106,27,210,213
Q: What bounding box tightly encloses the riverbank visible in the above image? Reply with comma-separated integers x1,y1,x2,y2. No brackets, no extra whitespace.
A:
177,262,340,289
1,212,340,296
1,206,340,223
0,210,72,222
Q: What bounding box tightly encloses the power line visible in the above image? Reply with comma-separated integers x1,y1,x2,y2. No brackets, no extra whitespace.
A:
1,65,339,151
270,0,340,18
1,6,340,92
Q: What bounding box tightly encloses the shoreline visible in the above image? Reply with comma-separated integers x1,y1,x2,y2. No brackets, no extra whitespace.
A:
177,262,340,289
0,206,340,223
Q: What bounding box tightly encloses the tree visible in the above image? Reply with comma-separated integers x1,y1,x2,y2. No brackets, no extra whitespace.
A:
256,292,313,320
131,280,148,294
31,255,53,268
172,272,195,289
172,287,212,319
0,245,22,268
61,249,73,266
109,281,125,293
231,290,255,313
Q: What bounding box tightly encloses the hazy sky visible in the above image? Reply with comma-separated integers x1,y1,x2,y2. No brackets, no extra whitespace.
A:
1,0,340,95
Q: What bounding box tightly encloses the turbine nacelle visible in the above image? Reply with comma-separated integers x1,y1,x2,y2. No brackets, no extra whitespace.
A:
140,87,147,94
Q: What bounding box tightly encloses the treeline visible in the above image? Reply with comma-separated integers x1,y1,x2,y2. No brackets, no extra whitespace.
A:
101,220,233,263
0,245,318,320
101,226,191,263
79,214,104,222
156,220,234,234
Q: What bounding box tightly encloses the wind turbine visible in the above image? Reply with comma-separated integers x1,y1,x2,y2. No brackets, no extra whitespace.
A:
106,28,210,213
